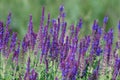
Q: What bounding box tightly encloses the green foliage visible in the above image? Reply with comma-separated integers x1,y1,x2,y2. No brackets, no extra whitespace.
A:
0,0,120,39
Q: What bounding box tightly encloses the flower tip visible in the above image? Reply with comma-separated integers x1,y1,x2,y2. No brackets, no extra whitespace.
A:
59,5,64,12
118,20,120,30
78,18,82,28
103,16,108,24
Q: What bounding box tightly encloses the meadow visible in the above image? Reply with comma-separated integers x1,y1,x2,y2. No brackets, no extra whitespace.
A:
0,0,120,80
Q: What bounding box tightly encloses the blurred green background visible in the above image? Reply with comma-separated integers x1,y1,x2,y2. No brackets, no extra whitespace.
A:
0,0,120,39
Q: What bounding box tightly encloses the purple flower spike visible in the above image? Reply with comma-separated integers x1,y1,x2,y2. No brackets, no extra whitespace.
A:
75,19,82,37
26,15,37,50
26,57,31,73
59,5,64,12
118,20,120,30
55,77,59,80
52,19,57,24
6,12,11,29
118,20,120,40
92,20,98,31
0,21,4,50
22,37,28,53
103,16,108,24
12,40,20,65
28,15,33,34
3,28,10,47
10,32,17,52
112,58,120,80
77,18,83,28
3,13,12,48
62,12,66,18
30,69,38,80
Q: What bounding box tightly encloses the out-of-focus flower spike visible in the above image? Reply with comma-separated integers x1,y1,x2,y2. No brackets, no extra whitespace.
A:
64,36,69,57
59,22,67,44
34,6,45,53
22,37,28,54
0,21,4,50
118,20,120,30
103,16,108,24
77,18,83,28
45,35,50,55
70,24,74,41
28,15,33,34
62,12,66,18
52,19,57,26
118,20,120,41
92,20,98,31
27,15,35,50
3,28,10,47
102,16,108,33
59,4,66,22
59,5,64,12
3,13,11,47
12,40,20,65
17,40,20,53
47,13,50,26
26,57,31,73
92,20,97,30
30,69,38,80
63,22,67,32
10,32,17,52
61,12,66,22
6,12,11,29
112,58,120,80
75,18,82,37
55,76,59,80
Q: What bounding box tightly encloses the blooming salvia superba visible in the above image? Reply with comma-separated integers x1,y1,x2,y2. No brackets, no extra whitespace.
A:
0,21,4,51
10,32,17,52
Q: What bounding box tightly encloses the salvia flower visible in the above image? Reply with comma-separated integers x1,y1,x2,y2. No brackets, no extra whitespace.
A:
59,5,64,12
12,40,20,65
26,57,31,73
30,69,38,80
92,20,98,31
24,57,31,80
103,16,108,24
3,13,11,47
0,21,4,50
26,15,37,50
22,37,28,53
118,20,120,31
77,18,83,29
102,16,108,33
5,12,11,29
10,32,17,52
74,19,82,38
1,5,120,80
118,20,120,41
112,57,120,80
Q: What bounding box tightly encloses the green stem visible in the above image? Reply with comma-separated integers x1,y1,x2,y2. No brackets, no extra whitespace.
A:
13,65,17,79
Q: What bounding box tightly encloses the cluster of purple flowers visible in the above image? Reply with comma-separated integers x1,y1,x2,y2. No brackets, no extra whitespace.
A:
0,5,120,80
